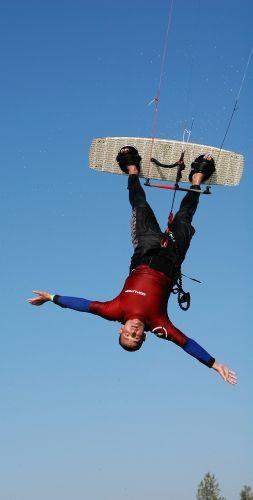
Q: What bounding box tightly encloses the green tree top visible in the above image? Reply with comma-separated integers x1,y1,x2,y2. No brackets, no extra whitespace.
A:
196,472,225,500
240,485,253,500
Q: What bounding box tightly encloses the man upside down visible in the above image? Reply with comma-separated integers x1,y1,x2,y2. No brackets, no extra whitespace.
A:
28,146,237,385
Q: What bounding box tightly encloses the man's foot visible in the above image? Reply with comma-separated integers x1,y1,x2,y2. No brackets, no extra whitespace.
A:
116,146,142,174
189,154,215,184
127,165,139,175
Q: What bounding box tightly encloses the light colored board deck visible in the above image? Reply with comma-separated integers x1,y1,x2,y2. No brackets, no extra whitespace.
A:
89,137,244,186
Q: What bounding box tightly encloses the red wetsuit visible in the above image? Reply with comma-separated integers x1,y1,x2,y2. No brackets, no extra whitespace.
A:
90,265,187,347
53,176,215,366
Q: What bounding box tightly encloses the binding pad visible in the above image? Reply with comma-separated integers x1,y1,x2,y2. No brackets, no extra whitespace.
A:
89,137,244,186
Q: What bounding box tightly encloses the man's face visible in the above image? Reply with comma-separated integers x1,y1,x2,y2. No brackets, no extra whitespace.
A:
119,319,145,350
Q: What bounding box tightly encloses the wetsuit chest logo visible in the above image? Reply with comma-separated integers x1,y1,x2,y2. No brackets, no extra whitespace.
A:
125,289,146,296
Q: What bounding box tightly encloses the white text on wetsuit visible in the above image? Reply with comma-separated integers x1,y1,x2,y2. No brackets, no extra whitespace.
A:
125,289,146,296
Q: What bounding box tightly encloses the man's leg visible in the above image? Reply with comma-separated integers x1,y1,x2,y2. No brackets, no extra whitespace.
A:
128,174,162,249
170,187,201,264
128,174,162,270
128,173,148,209
173,189,200,225
170,156,215,263
116,146,163,269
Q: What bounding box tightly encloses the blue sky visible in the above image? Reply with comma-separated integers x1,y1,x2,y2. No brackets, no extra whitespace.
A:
1,1,252,499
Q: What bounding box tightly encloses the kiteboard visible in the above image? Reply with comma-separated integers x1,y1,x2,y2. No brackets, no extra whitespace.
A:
89,137,244,186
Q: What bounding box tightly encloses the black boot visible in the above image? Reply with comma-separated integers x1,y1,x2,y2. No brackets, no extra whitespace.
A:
116,146,142,174
189,154,215,183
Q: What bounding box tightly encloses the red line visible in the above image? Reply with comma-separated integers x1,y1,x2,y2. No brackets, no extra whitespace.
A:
145,183,177,191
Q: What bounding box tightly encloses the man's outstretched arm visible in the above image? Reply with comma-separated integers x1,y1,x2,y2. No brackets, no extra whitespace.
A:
183,338,237,385
153,319,237,385
28,290,121,321
28,290,92,312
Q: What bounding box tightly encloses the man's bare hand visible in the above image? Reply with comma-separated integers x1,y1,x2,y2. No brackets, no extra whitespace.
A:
28,290,52,306
212,361,237,385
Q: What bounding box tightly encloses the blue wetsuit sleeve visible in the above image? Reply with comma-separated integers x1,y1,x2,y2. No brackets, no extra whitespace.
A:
183,338,215,368
53,295,92,312
155,319,215,368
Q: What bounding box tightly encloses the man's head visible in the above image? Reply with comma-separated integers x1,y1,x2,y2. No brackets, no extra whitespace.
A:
119,318,146,352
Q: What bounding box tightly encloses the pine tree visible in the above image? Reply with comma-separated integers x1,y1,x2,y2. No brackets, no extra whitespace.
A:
240,485,253,500
196,472,225,500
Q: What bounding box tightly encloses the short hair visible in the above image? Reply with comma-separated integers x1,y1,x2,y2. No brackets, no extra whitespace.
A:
119,335,144,352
